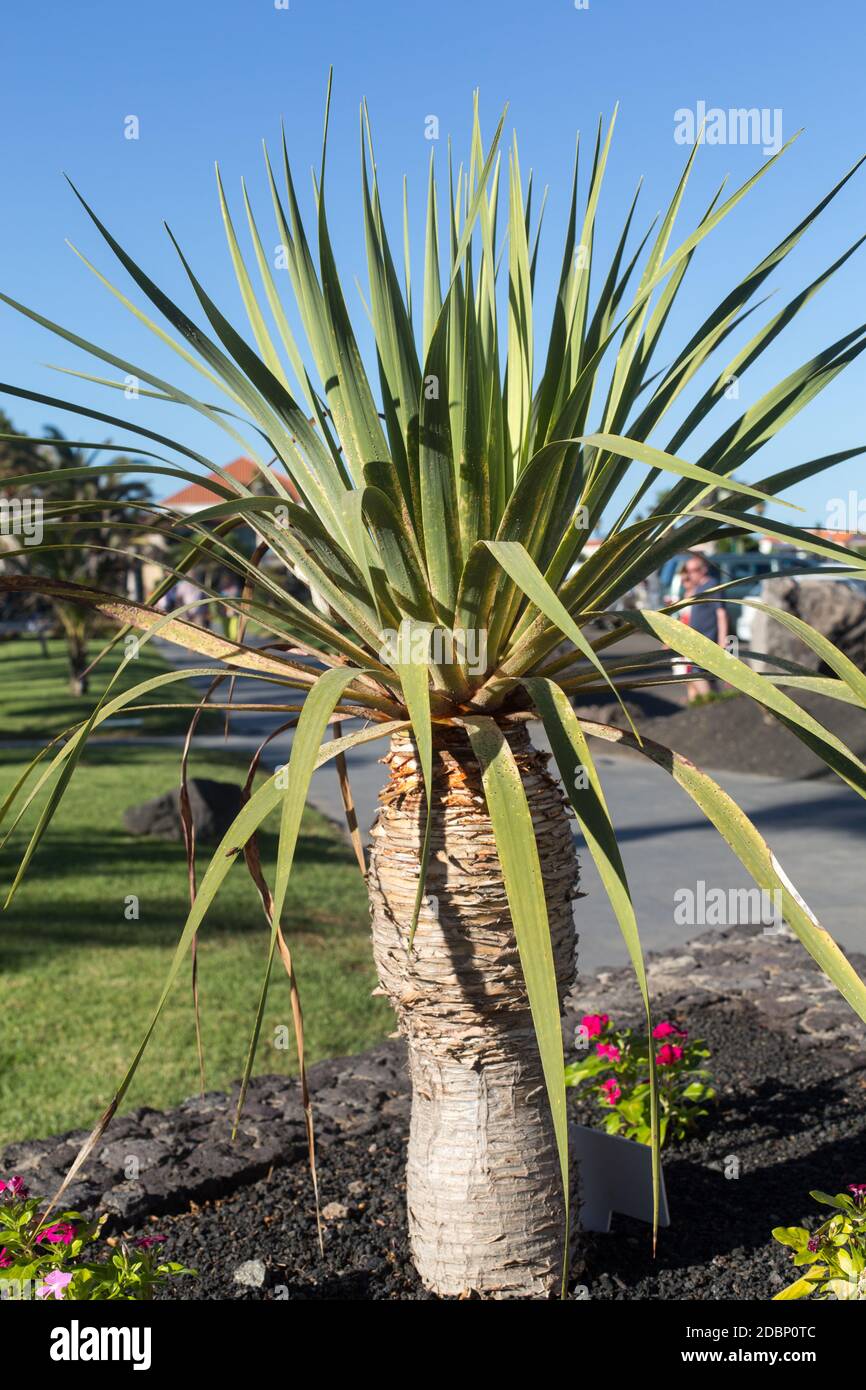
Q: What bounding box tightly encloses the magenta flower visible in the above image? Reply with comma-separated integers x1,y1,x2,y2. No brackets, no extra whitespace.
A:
135,1234,166,1249
596,1042,621,1061
36,1221,76,1246
807,1236,821,1252
0,1248,12,1268
0,1176,29,1198
36,1270,73,1300
848,1183,866,1205
601,1077,621,1106
656,1043,684,1066
580,1013,609,1040
652,1021,687,1040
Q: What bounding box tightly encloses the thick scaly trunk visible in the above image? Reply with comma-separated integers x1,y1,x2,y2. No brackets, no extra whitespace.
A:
368,722,579,1299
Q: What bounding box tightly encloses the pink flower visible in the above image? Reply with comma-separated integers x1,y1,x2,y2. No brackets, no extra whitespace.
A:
849,1183,866,1205
653,1021,687,1040
0,1248,12,1268
36,1221,75,1246
0,1176,29,1202
580,1013,609,1040
36,1270,73,1300
596,1042,621,1061
807,1236,820,1253
656,1043,684,1066
601,1077,621,1106
135,1234,166,1249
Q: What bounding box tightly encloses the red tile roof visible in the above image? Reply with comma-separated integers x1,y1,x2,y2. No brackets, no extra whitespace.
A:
162,457,296,510
807,529,866,546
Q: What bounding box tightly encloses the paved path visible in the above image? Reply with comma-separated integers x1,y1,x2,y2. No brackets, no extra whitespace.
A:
7,641,855,979
149,640,866,977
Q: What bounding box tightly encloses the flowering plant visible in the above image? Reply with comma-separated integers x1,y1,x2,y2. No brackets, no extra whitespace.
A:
773,1185,866,1300
0,1177,194,1300
564,1015,714,1146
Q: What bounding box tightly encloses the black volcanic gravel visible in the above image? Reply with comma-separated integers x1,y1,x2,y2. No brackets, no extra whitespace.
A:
574,688,866,781
133,999,866,1300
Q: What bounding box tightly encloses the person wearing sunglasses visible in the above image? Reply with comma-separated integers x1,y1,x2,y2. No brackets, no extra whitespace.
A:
671,553,729,702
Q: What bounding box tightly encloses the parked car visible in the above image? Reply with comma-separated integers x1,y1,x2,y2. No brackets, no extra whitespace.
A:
658,550,809,638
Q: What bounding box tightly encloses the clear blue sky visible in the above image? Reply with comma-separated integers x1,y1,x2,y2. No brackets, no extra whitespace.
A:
1,0,864,527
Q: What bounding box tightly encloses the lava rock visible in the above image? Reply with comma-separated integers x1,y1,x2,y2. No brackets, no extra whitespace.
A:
233,1259,267,1289
123,778,242,844
750,575,866,674
4,931,865,1301
0,1044,409,1233
137,996,866,1302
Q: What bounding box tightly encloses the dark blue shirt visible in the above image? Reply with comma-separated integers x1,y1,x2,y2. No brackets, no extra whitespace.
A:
688,579,724,641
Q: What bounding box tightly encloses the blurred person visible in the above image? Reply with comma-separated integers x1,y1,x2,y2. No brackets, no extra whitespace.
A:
173,575,212,630
221,575,242,642
672,553,729,702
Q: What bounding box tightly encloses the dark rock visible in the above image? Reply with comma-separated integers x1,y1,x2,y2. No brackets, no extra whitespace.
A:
2,929,864,1300
566,923,866,1052
762,995,808,1019
136,994,866,1301
123,778,242,844
98,1137,178,1177
100,1181,149,1221
751,576,866,674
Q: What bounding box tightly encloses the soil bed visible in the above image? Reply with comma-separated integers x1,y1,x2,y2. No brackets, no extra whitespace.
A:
139,996,866,1300
6,927,863,1300
573,688,866,779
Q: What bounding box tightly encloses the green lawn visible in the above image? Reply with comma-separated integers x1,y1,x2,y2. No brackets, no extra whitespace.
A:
0,637,220,739
0,743,390,1146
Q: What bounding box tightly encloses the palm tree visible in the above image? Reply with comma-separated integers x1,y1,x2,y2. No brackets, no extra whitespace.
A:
3,84,866,1298
0,409,43,477
0,426,152,692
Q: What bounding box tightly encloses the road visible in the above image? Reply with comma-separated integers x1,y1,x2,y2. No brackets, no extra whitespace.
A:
155,639,866,976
